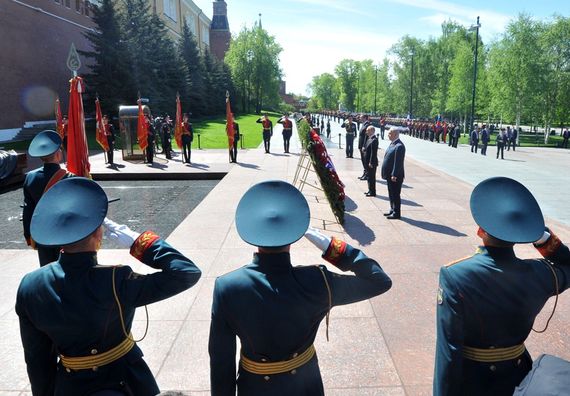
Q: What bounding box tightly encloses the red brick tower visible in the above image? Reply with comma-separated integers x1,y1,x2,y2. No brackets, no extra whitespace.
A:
210,0,231,61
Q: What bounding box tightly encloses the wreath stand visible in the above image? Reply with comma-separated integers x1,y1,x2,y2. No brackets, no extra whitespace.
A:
292,148,341,228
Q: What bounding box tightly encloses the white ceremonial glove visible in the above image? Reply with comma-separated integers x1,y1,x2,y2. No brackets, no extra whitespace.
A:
103,218,140,248
304,227,332,252
534,230,551,246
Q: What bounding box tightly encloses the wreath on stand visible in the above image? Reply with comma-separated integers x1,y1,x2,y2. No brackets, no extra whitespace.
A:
297,118,345,224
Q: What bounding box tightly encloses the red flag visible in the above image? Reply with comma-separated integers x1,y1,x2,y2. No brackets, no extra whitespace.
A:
95,98,109,152
55,98,64,139
136,98,148,152
174,94,183,149
66,76,90,177
226,95,235,149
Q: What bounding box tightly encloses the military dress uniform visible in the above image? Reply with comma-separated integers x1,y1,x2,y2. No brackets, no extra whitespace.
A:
342,119,357,158
22,131,71,266
256,117,273,153
208,181,392,396
434,177,570,396
104,121,116,165
16,178,202,395
181,120,194,164
277,116,293,153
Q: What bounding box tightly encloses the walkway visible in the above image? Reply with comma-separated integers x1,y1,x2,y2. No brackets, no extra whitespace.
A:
1,120,569,395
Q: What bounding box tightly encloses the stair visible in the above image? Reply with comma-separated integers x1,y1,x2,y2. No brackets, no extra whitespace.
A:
11,122,57,142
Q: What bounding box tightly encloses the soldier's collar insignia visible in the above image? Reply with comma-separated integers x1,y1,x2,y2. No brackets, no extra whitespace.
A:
437,286,443,305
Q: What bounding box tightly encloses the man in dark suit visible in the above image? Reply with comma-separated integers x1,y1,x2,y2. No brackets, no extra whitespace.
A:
470,126,479,153
357,114,372,180
434,177,570,396
480,125,489,156
22,130,72,266
364,126,379,197
381,127,406,219
208,181,392,396
16,177,202,395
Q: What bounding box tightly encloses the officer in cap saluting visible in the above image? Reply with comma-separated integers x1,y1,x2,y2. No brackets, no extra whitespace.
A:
22,130,72,266
16,177,202,395
208,180,392,395
434,177,570,396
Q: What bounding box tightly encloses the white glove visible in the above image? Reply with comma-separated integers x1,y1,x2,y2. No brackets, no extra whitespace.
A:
304,227,331,252
103,218,140,248
534,231,551,246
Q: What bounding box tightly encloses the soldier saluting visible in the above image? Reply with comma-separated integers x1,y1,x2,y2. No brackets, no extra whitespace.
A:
434,177,570,396
16,177,202,395
256,113,273,154
277,114,293,153
209,180,392,395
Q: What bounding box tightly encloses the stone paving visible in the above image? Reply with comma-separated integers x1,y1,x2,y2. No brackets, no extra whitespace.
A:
1,120,570,395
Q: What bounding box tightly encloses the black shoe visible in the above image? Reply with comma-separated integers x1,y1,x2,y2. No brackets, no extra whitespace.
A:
386,214,401,220
383,211,393,216
365,192,376,197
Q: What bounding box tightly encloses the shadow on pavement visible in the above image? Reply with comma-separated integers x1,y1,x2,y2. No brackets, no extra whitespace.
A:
400,217,467,236
344,196,358,212
148,162,168,170
189,162,210,169
342,212,375,246
374,195,423,207
237,162,260,170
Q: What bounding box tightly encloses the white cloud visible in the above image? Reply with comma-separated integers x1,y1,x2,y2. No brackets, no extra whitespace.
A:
273,23,400,94
386,0,512,38
288,0,369,16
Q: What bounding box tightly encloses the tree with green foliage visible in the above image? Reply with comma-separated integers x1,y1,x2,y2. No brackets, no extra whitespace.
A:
178,19,206,116
225,23,283,114
335,59,359,111
81,0,134,115
309,73,339,110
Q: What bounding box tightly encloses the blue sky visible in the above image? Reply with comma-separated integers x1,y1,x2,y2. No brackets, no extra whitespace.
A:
193,0,569,95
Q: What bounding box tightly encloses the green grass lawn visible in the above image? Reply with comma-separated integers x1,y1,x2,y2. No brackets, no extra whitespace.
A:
1,112,283,151
179,111,282,149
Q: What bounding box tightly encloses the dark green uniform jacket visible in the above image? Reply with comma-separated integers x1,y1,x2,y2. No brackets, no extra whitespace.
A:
434,238,570,396
16,232,201,396
22,163,70,266
209,242,392,396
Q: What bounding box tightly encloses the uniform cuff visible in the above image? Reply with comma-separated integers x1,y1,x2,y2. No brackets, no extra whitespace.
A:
130,231,160,260
322,237,347,266
534,231,562,258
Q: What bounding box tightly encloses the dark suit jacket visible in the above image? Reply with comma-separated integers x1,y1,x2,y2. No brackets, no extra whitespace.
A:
381,139,405,180
364,134,379,167
358,121,371,149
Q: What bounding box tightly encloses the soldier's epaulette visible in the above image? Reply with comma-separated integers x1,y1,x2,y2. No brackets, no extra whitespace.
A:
445,255,475,268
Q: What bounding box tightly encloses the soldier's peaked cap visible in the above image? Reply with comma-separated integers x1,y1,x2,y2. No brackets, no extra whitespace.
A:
235,180,310,248
470,177,544,243
31,177,108,246
28,130,62,158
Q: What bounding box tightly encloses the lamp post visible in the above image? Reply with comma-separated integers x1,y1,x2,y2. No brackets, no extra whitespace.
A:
469,16,481,134
409,49,414,119
246,49,253,113
374,65,378,115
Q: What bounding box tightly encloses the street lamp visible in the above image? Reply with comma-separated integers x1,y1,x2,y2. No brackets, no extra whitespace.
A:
469,16,481,134
246,49,253,113
409,49,415,119
374,65,378,115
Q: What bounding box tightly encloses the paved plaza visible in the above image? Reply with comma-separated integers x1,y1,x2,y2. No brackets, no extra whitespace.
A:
1,121,570,395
